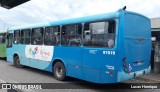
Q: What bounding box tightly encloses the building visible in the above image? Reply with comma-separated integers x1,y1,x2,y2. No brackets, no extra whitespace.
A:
151,17,160,42
151,17,160,72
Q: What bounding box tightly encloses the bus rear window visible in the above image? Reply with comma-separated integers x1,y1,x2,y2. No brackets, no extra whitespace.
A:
83,20,115,48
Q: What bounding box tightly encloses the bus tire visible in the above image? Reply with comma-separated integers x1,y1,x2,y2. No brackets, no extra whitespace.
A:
53,62,66,81
14,56,23,68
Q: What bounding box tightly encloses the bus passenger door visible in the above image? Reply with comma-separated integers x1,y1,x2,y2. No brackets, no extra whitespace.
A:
6,33,13,62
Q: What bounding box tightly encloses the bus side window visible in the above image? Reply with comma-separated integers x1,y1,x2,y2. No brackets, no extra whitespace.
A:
44,26,60,46
14,30,20,44
83,20,115,48
61,24,82,46
24,29,31,44
31,28,43,45
21,29,30,44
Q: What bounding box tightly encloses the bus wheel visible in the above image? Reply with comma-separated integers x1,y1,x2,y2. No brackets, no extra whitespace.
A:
54,62,66,81
14,56,23,68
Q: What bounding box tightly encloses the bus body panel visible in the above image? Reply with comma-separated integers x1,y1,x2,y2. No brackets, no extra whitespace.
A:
52,46,82,79
82,49,118,83
116,11,151,82
123,12,151,72
6,10,151,83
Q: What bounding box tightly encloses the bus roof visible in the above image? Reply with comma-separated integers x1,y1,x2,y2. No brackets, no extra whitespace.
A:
123,10,149,20
8,10,149,31
8,11,120,31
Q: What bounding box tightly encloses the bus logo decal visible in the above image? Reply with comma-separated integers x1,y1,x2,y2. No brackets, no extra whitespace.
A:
40,49,50,57
25,45,53,61
29,47,39,57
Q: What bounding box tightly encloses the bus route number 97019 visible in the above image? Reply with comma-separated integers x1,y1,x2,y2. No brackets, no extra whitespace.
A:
103,51,115,55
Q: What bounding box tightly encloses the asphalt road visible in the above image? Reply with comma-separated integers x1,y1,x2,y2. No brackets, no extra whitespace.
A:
0,59,160,92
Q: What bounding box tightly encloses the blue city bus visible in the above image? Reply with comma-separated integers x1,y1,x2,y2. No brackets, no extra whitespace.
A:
6,9,151,83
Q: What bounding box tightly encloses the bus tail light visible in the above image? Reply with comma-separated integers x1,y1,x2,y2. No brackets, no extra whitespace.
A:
122,57,127,67
122,57,128,73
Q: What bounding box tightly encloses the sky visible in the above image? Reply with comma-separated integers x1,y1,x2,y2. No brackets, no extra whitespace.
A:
0,0,160,30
